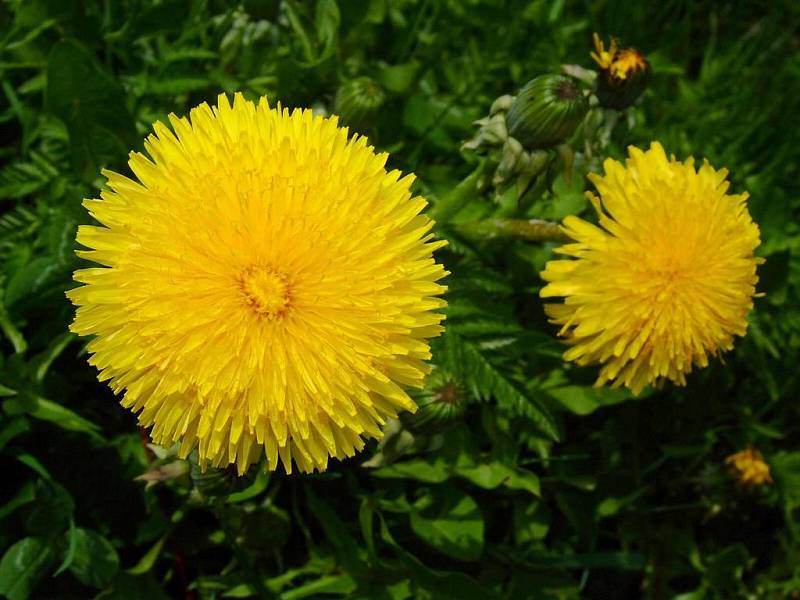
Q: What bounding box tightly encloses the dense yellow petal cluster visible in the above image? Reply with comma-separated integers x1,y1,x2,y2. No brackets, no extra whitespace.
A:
68,93,448,474
725,446,773,486
540,142,762,394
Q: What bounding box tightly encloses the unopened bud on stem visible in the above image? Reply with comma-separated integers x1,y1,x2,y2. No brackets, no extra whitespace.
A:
506,75,589,150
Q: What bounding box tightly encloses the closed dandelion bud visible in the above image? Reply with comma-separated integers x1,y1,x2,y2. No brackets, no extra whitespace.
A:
334,76,386,129
591,33,650,110
506,75,588,149
407,375,466,432
190,461,238,497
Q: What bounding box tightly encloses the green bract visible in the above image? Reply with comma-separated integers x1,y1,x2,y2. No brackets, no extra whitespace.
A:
334,76,386,129
407,376,467,432
596,61,651,110
506,75,588,149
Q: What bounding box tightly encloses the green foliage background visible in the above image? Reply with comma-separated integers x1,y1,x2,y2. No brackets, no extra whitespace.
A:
1,0,799,598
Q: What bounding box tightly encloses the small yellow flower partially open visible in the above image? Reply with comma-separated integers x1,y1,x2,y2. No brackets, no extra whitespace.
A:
591,33,650,109
725,447,773,486
591,33,648,82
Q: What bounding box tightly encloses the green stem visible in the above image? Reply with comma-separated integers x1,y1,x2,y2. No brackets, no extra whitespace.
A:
453,218,569,243
429,161,486,224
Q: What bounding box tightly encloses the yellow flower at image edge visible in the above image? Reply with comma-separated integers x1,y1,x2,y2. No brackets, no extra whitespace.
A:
540,142,762,394
725,447,773,486
68,93,448,474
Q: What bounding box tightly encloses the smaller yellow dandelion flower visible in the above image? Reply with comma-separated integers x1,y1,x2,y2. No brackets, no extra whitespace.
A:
540,142,763,394
725,446,773,486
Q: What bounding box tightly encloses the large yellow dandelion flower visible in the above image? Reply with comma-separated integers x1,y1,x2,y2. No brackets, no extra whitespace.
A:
540,142,762,394
68,93,448,474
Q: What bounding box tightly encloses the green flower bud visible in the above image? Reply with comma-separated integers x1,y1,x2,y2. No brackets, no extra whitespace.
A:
595,63,650,110
334,77,386,129
190,461,238,497
506,75,589,149
407,376,467,432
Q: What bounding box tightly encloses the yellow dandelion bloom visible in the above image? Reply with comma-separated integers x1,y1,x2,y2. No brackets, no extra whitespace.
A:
725,446,772,486
540,142,762,394
68,93,448,474
591,33,648,81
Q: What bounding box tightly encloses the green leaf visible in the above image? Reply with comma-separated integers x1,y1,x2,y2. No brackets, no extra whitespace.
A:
127,534,167,575
15,452,51,480
30,332,76,383
239,505,291,551
45,40,137,180
67,528,119,588
0,481,36,521
373,456,450,483
410,486,484,561
0,299,27,353
378,516,495,599
146,77,210,96
54,520,77,576
455,461,540,496
0,537,55,600
0,416,29,451
505,550,646,571
513,500,550,544
280,574,357,600
705,544,750,593
3,394,103,440
374,448,539,496
226,469,269,503
315,0,340,51
546,385,630,416
770,451,800,510
24,479,75,535
434,332,559,440
95,572,171,600
4,256,64,308
378,63,420,94
304,488,371,579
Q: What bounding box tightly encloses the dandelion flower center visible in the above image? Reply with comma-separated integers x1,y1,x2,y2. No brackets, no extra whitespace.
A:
240,266,291,318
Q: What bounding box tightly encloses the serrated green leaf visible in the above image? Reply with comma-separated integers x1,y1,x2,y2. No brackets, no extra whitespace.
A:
434,332,559,440
45,40,137,179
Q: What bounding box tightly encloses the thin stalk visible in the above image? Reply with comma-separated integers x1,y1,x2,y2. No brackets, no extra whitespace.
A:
453,218,569,243
429,161,487,224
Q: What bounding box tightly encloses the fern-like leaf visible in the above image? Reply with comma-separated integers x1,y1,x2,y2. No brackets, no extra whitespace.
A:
432,331,559,440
